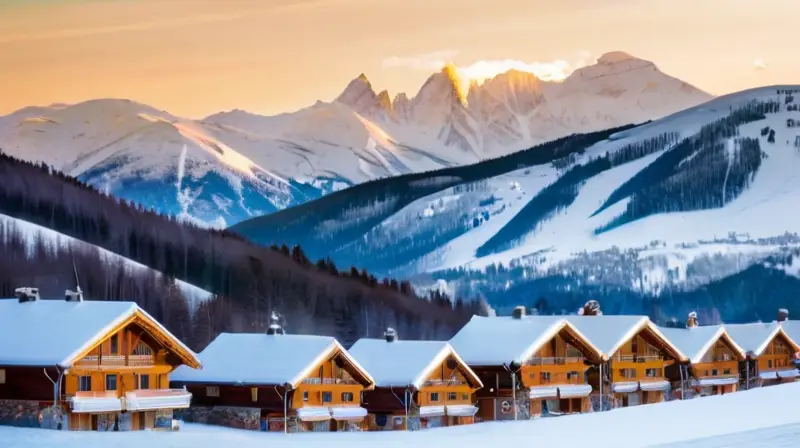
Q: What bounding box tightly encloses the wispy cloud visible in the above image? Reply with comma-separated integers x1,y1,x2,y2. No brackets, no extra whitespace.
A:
382,50,461,71
753,58,767,70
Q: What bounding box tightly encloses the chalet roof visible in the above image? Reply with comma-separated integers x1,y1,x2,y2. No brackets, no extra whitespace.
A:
348,338,482,389
0,298,200,368
560,315,686,361
724,322,797,356
448,315,603,366
658,325,745,363
170,333,373,389
778,320,800,348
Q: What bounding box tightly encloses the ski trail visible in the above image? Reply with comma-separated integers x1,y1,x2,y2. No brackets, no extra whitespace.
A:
721,139,736,204
176,144,191,219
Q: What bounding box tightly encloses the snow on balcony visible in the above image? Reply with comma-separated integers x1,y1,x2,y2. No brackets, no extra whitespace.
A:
446,404,478,417
640,380,670,391
296,406,331,422
611,382,639,393
558,384,593,398
777,369,800,379
693,376,740,387
418,405,446,418
528,386,558,399
70,391,122,413
125,389,192,411
330,406,368,421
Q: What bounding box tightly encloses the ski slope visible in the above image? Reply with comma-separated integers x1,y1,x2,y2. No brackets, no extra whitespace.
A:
3,382,800,447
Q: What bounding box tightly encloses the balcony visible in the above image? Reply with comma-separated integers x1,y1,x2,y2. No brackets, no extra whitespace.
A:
125,389,192,411
614,354,662,363
70,391,122,413
423,379,468,387
301,377,359,385
526,357,584,366
75,354,154,368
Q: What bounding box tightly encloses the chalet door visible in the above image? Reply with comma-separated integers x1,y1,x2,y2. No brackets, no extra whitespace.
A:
91,415,98,431
138,412,145,430
627,392,640,407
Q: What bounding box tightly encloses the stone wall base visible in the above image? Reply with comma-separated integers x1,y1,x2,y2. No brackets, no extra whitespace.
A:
175,406,260,431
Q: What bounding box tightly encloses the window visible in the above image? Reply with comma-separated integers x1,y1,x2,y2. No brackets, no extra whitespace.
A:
342,392,354,402
540,372,551,383
79,375,92,392
105,374,117,391
565,344,583,358
322,392,332,403
447,392,457,401
723,369,731,375
110,335,119,355
0,369,5,384
566,371,580,381
711,369,718,376
430,392,439,402
645,368,662,378
619,368,636,379
206,386,220,397
461,393,469,400
768,359,774,369
138,374,149,390
303,391,309,402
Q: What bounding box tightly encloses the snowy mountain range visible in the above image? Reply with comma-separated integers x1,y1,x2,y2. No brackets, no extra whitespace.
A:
232,85,800,323
0,52,711,227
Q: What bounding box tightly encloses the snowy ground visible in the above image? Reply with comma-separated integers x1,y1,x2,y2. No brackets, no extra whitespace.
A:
4,382,800,447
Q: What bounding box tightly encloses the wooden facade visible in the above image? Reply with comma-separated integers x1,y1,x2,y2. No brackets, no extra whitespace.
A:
0,299,200,432
172,337,374,433
605,329,682,408
748,331,800,387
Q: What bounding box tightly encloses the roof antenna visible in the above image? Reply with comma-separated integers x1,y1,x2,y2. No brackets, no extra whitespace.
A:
65,258,83,302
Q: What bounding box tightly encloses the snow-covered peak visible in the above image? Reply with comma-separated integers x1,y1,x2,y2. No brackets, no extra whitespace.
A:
597,51,641,65
336,73,395,119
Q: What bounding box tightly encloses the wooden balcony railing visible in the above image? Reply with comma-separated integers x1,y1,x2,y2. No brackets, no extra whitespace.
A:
75,354,154,368
423,379,468,387
301,377,359,385
526,357,584,366
614,354,662,363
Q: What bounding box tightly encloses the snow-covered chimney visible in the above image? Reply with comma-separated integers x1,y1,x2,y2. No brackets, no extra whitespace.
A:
266,311,285,335
384,327,398,342
65,287,83,302
15,287,40,303
580,300,602,316
778,308,789,323
511,306,526,319
686,311,698,328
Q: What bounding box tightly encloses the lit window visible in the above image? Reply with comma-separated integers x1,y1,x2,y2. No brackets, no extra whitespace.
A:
0,369,5,384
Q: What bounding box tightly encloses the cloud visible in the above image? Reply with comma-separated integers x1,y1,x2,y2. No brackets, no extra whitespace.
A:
753,58,767,70
382,50,461,71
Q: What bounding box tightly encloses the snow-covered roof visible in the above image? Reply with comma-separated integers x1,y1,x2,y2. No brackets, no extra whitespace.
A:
777,321,800,349
658,325,745,363
348,338,482,389
0,298,200,368
724,322,796,356
170,333,373,388
448,315,603,366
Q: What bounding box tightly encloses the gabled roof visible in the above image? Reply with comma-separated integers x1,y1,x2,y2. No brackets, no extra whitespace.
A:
170,333,373,389
448,315,603,366
0,298,200,369
658,325,745,363
348,338,482,390
778,321,800,349
725,322,798,356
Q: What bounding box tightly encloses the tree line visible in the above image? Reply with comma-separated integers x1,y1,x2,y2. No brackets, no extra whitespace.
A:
0,150,483,348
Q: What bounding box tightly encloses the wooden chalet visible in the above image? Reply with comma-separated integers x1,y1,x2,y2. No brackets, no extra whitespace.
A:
726,320,800,388
659,313,746,399
348,328,483,431
561,307,687,408
0,289,201,432
170,317,374,433
449,308,603,421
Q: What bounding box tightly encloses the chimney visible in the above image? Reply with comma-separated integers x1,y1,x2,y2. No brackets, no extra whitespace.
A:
383,327,398,342
266,311,285,335
686,311,698,328
778,308,789,323
580,300,602,316
15,287,40,303
65,287,83,302
511,306,526,319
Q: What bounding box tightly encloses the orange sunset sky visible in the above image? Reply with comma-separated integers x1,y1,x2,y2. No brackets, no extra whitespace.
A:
0,0,794,118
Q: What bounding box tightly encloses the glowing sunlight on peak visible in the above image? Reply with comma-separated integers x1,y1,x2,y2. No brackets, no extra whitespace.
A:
455,59,580,85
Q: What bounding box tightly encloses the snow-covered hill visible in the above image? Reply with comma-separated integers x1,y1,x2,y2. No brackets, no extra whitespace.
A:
5,382,800,447
232,85,800,321
0,213,212,306
0,52,710,227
